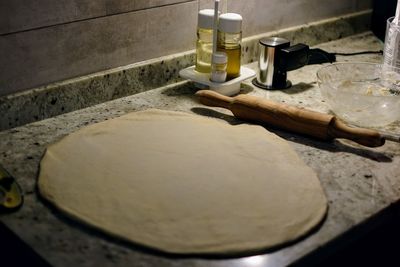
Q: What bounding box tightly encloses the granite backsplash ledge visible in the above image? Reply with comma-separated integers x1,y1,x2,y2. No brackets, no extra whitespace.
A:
0,10,372,131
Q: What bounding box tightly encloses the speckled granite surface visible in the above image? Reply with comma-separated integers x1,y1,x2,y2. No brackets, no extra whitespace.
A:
1,32,400,267
0,10,371,131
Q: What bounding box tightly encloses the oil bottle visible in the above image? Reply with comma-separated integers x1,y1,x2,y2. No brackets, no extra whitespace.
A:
195,9,216,73
217,13,242,79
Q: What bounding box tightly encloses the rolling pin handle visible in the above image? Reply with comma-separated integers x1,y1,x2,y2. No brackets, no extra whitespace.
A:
195,90,233,109
328,118,385,147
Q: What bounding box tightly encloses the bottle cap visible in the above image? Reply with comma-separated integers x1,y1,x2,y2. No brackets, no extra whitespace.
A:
198,9,216,29
219,13,242,33
212,52,228,64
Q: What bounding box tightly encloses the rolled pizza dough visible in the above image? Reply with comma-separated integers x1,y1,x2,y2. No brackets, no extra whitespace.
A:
38,109,327,255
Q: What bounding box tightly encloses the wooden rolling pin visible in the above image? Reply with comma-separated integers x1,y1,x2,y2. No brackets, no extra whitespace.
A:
195,90,399,147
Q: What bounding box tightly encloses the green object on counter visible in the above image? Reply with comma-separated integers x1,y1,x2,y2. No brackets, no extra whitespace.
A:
0,164,23,212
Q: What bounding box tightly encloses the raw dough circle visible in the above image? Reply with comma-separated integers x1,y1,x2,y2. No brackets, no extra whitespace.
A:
38,109,327,255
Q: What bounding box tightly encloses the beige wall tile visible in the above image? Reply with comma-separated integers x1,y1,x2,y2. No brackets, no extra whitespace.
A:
0,2,197,95
105,0,192,14
0,1,106,35
233,0,370,36
200,0,372,37
0,0,192,35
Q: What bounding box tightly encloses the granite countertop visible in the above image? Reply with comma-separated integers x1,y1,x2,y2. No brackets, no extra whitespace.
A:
1,32,400,267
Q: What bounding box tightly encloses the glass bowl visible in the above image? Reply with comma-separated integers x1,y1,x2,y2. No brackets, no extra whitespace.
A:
316,62,400,127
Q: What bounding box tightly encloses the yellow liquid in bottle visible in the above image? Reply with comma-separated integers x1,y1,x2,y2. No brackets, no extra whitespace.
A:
218,45,241,79
195,40,213,73
195,28,213,73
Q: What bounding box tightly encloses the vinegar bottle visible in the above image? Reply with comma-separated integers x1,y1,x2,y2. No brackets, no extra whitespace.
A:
195,9,215,73
211,52,228,82
217,13,242,79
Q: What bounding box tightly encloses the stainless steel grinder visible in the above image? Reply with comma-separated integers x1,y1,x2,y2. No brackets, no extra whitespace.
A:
252,37,309,89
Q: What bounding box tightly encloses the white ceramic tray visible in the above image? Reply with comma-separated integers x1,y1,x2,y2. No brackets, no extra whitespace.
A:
179,66,256,96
